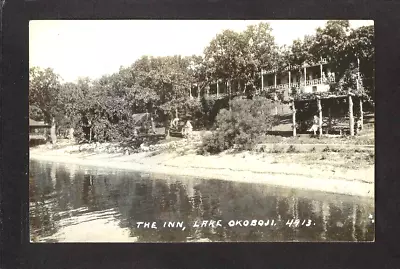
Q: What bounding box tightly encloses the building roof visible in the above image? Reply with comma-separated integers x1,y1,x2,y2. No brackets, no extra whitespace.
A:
29,119,51,127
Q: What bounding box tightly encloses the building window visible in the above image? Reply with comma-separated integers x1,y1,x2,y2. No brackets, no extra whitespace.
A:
312,86,317,93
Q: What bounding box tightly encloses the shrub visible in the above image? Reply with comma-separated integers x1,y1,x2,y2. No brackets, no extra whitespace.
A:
199,97,279,154
323,146,331,152
287,145,298,153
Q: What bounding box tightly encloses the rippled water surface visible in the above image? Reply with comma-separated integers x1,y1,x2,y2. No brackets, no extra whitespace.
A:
29,160,374,242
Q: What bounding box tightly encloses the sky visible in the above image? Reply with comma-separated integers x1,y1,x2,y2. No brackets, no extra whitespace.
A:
29,20,373,83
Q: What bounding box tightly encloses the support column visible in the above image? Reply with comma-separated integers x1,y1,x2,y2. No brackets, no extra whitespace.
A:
274,72,277,88
349,93,354,136
359,97,364,130
317,97,323,137
292,100,296,137
197,84,200,100
304,66,307,86
216,80,219,97
320,57,323,83
289,70,291,89
189,84,192,98
327,106,332,134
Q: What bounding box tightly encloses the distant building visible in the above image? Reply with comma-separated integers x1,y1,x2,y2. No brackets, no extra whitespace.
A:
186,58,336,100
261,58,335,95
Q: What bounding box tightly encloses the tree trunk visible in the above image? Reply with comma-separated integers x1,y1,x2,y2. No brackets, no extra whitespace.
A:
216,80,219,97
229,79,232,111
359,98,364,130
349,94,354,136
50,119,57,144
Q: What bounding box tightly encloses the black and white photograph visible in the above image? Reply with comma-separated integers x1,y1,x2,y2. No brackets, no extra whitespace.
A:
28,20,375,243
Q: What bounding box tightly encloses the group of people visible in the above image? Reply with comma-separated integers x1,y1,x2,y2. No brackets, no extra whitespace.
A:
308,115,362,135
170,117,193,138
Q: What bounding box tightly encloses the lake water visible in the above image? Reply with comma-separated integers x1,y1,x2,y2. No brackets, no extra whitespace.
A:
29,160,375,242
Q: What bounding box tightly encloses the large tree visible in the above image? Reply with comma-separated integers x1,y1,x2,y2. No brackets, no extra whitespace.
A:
29,67,61,123
204,22,278,94
348,25,375,100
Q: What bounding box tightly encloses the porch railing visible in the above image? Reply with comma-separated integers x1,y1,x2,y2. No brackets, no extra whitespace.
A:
263,76,335,91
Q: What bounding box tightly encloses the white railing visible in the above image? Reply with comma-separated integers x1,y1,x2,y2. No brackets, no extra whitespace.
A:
263,76,335,91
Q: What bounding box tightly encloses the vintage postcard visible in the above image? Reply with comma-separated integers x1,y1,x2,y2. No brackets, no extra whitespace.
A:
29,20,375,242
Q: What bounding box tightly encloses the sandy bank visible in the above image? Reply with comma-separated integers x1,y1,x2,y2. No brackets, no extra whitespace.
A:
30,143,374,198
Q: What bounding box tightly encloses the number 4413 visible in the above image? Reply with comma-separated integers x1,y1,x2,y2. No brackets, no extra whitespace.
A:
286,219,315,227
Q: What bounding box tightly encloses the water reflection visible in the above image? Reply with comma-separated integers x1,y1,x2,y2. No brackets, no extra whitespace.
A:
29,160,375,242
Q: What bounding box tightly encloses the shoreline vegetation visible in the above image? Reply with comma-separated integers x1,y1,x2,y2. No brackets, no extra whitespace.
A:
29,21,375,199
30,128,374,199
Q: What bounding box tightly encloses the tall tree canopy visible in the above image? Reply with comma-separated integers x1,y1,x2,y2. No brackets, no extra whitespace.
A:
204,22,278,93
29,67,61,123
29,20,374,142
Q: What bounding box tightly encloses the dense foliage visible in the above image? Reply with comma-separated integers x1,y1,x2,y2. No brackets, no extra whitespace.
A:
29,21,374,143
199,97,280,154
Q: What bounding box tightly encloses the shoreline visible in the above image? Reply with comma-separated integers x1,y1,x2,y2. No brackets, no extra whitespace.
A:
30,144,374,199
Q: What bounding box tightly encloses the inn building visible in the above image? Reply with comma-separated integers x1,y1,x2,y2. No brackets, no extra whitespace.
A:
260,58,336,95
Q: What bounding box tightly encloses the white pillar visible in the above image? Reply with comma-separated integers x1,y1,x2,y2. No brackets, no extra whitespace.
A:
320,57,323,83
289,70,291,89
304,66,307,86
292,100,296,137
274,72,277,88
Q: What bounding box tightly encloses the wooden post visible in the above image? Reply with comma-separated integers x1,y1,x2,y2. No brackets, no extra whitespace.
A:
349,93,354,136
189,84,192,98
274,93,278,115
175,108,179,119
304,66,307,86
289,70,291,89
274,72,277,88
197,84,200,100
359,97,364,130
292,100,296,137
317,97,323,137
327,106,332,134
216,80,219,97
320,57,323,82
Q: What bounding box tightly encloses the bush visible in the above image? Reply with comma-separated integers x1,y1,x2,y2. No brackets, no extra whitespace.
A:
199,97,279,154
287,145,298,153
